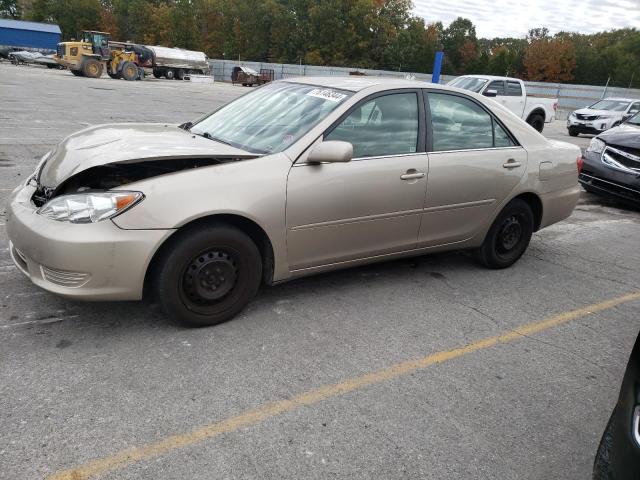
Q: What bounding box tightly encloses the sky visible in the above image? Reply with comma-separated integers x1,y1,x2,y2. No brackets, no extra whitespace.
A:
412,0,640,38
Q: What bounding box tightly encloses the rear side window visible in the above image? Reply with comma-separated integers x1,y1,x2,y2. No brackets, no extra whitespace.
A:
487,80,505,96
326,92,419,158
506,81,522,97
427,93,515,151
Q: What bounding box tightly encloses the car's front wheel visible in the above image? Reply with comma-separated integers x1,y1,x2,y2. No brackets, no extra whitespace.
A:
568,127,579,137
156,224,262,327
477,199,534,269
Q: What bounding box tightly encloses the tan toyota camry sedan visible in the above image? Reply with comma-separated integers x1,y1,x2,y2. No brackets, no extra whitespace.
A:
7,77,581,326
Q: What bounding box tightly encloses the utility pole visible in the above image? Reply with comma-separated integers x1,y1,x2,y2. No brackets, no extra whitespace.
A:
630,71,636,89
602,75,610,99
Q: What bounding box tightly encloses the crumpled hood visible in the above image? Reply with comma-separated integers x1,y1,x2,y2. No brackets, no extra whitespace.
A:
38,123,253,188
598,122,640,148
574,108,624,117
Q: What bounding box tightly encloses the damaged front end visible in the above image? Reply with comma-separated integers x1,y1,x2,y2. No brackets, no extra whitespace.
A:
31,157,242,208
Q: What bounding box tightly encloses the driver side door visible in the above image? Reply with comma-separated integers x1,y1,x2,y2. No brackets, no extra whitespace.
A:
286,90,428,272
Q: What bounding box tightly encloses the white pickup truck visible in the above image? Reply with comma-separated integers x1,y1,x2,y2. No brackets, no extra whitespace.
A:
447,75,558,132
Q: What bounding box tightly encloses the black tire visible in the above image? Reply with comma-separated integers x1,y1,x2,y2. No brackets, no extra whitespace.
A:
176,68,185,80
71,69,83,77
121,61,138,81
568,128,579,137
593,411,615,480
164,69,175,80
477,199,534,269
46,64,56,69
156,224,262,327
527,113,545,132
82,58,103,78
152,69,162,79
107,71,121,79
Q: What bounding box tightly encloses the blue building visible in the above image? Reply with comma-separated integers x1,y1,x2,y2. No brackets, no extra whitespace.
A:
0,19,61,52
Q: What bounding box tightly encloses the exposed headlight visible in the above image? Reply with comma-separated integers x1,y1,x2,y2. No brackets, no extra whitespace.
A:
37,191,144,223
586,137,605,155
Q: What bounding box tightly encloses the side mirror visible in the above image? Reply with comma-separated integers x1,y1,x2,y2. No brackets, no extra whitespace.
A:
484,89,498,97
307,141,353,164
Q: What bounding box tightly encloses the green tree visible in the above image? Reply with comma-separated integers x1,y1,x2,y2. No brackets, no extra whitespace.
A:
0,0,21,18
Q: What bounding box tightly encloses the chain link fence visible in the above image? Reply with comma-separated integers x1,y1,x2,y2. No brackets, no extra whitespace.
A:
210,59,640,120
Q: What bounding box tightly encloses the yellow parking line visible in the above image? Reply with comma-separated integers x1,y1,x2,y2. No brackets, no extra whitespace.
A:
48,291,640,480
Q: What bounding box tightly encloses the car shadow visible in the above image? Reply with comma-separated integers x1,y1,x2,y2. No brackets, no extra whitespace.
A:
13,250,475,334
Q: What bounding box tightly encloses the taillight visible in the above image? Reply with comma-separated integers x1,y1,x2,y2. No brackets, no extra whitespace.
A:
577,155,584,173
553,102,558,112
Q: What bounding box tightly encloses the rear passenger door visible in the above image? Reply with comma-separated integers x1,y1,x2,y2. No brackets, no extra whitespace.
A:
417,91,527,247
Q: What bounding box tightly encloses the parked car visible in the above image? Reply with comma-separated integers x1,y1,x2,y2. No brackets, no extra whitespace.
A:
447,75,558,132
579,111,640,206
568,98,640,137
7,78,581,327
8,50,62,68
593,329,640,480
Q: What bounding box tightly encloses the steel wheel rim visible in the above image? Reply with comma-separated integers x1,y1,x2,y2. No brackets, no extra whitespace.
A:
180,249,239,311
496,215,523,254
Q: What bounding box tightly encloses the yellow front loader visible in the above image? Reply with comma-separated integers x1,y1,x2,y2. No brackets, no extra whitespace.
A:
55,30,142,81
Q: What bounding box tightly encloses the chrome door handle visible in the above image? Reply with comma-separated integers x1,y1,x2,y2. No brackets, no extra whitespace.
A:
503,159,522,169
400,172,426,180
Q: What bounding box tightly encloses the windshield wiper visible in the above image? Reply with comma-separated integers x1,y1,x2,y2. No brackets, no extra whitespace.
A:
195,131,235,147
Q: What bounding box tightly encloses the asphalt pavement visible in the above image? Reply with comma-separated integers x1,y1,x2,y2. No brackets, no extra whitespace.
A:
1,63,640,480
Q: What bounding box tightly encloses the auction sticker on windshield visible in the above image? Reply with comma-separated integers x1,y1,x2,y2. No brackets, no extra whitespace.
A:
307,88,347,102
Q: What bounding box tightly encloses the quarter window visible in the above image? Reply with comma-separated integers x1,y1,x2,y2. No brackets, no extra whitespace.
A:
428,93,514,151
493,119,515,147
326,92,419,158
506,81,523,97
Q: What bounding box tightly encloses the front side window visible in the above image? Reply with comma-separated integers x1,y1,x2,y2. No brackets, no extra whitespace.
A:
191,82,353,154
326,92,419,158
428,93,514,151
486,80,506,96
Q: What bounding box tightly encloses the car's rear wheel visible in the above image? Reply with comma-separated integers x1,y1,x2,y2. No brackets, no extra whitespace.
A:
527,113,545,132
156,224,262,327
477,199,534,269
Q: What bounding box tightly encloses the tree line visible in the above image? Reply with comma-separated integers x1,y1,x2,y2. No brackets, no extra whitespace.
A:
2,0,639,87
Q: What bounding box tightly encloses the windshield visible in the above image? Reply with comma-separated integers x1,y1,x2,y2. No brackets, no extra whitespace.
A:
191,82,353,154
448,77,489,93
589,100,630,112
627,112,640,126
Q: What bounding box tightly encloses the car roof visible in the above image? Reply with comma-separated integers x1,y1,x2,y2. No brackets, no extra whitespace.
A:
599,97,638,102
282,76,441,92
454,74,522,82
